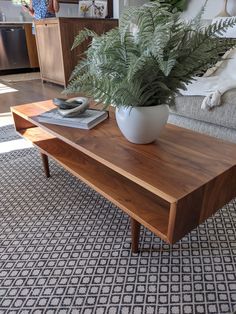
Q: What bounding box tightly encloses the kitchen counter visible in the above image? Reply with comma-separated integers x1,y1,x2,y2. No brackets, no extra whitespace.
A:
0,21,33,24
34,17,118,24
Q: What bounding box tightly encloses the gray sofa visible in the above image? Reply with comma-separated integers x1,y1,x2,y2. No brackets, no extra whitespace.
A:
168,89,236,143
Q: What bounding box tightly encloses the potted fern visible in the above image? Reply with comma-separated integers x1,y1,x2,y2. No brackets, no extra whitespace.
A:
66,2,236,144
150,0,188,12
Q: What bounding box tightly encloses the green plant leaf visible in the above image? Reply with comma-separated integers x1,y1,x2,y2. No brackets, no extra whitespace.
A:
66,2,236,108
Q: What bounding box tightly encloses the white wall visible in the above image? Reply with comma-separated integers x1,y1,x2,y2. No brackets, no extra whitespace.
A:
0,0,31,22
113,0,119,18
182,0,236,20
116,0,236,20
57,3,79,17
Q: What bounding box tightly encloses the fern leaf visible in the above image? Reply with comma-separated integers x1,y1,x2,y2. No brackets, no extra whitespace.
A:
67,2,236,108
72,28,98,50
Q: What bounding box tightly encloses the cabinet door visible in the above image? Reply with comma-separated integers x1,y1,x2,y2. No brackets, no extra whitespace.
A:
24,24,39,68
35,23,65,85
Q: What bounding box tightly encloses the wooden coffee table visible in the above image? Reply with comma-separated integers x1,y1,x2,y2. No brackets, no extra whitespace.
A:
11,100,236,253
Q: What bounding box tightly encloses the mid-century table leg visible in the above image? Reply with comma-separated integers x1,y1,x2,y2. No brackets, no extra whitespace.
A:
40,152,50,178
131,218,141,253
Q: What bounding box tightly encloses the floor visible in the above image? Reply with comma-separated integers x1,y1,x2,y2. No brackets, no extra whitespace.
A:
0,79,63,114
0,77,65,156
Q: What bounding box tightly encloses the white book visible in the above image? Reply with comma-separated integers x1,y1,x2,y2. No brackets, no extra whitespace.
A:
36,108,108,129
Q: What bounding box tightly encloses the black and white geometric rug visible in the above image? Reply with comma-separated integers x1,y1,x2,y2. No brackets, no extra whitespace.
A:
0,125,236,314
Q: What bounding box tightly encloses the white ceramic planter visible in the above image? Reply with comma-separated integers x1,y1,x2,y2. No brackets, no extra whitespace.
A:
115,105,169,144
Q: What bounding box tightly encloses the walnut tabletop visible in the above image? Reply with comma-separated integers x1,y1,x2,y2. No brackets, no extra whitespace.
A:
11,100,236,253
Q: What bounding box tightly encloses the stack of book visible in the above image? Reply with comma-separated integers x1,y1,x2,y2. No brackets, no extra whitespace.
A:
36,108,108,129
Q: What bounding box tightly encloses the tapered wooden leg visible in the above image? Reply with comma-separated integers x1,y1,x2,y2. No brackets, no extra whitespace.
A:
40,152,50,178
131,218,141,254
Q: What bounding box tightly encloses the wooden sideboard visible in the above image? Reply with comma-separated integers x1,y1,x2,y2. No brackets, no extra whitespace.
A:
35,17,118,87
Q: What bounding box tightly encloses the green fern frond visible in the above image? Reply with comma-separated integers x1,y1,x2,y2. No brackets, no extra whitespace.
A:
190,0,207,29
159,58,177,76
69,60,88,81
206,17,236,37
67,2,236,108
119,6,140,38
127,53,150,82
72,28,98,50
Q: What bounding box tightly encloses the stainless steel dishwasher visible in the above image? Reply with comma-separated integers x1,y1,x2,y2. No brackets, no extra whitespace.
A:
0,25,30,70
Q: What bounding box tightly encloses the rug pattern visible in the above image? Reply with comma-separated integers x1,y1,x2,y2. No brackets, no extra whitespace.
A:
0,125,20,143
0,126,236,314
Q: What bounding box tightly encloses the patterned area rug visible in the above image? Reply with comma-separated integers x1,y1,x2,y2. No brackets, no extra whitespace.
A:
0,124,20,142
0,72,41,83
0,125,236,314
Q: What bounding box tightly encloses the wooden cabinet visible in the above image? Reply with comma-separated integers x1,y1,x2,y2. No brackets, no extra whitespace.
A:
35,17,118,87
35,22,64,84
24,23,39,68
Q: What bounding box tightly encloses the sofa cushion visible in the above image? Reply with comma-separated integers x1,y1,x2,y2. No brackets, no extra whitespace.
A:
168,113,236,143
171,88,236,130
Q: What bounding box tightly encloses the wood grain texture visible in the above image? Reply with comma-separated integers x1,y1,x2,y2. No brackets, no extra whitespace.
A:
168,188,205,243
24,24,39,68
35,18,118,86
12,112,36,132
11,101,236,201
40,152,50,178
199,167,236,222
11,100,236,247
169,165,236,243
16,126,170,241
107,0,113,17
35,21,65,85
131,218,141,254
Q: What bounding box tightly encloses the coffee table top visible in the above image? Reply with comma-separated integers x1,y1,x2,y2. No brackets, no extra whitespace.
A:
12,100,236,204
